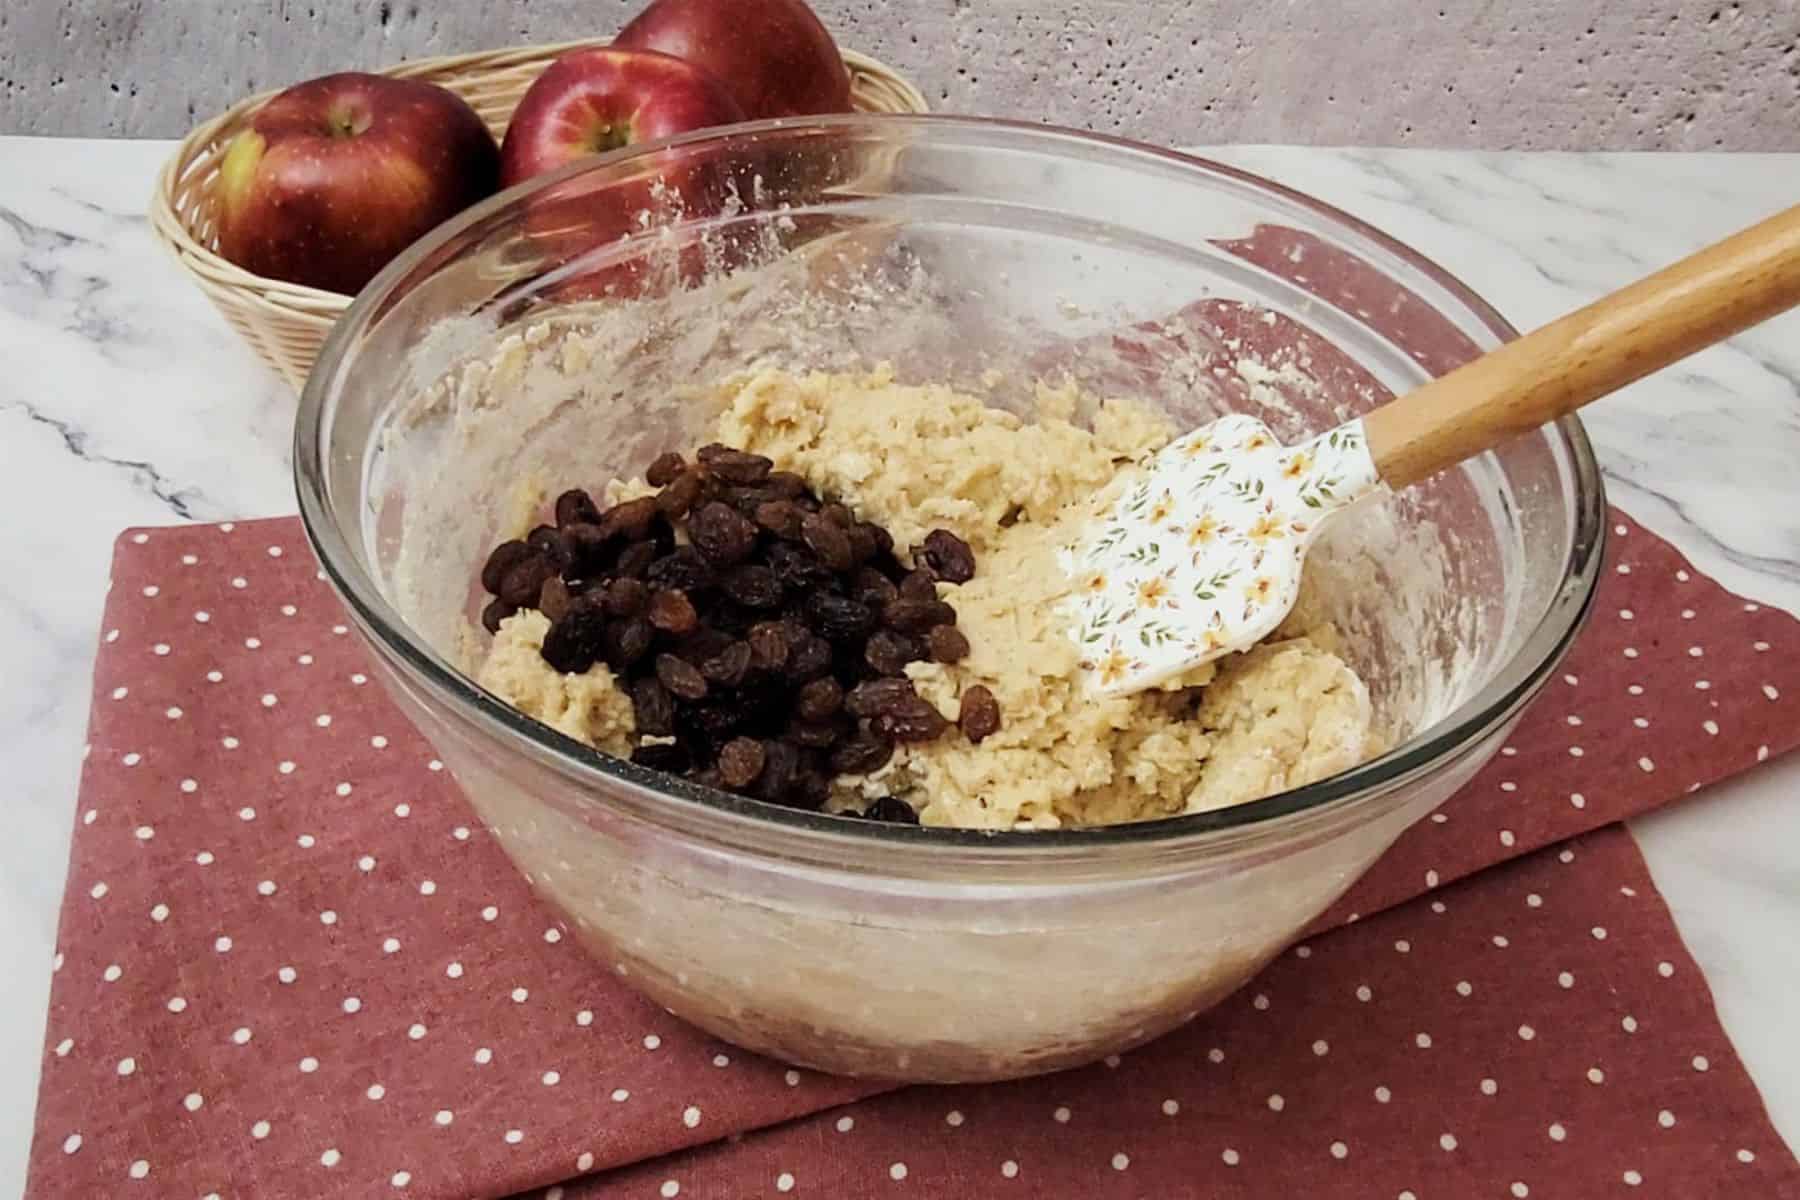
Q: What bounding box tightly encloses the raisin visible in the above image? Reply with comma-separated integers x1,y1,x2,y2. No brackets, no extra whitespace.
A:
820,502,856,529
845,523,878,565
785,718,843,749
805,593,875,641
676,626,737,666
527,524,565,559
795,677,843,721
703,597,751,636
864,630,918,676
631,742,691,774
647,589,699,635
883,597,957,633
614,540,658,579
558,523,614,575
602,616,654,670
630,677,676,736
915,529,976,583
754,740,801,803
851,566,898,609
656,471,703,519
926,624,971,663
786,633,834,681
537,576,573,622
480,540,535,594
959,684,1002,742
554,488,602,528
765,471,808,498
864,796,918,824
898,570,939,602
873,696,951,742
747,621,790,670
754,499,806,539
830,735,894,776
800,511,854,571
722,564,783,609
794,772,833,810
717,737,766,788
604,577,649,617
861,522,895,560
480,597,517,634
701,641,753,688
647,512,678,555
655,653,709,701
689,501,759,566
645,451,687,487
541,609,608,673
646,547,715,592
697,444,774,485
499,555,558,608
845,677,918,719
766,543,835,591
598,496,660,541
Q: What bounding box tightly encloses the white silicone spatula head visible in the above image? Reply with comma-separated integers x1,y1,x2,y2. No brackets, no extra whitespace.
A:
1066,202,1800,696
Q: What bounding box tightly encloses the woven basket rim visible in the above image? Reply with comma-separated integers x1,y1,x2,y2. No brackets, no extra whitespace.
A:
149,44,927,314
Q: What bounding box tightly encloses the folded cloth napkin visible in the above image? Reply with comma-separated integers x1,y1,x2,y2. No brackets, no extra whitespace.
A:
25,506,1800,1199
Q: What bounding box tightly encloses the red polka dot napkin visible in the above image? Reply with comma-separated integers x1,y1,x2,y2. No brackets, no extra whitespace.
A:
25,509,1800,1199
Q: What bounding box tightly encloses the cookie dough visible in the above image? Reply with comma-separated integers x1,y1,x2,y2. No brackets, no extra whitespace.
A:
482,364,1374,830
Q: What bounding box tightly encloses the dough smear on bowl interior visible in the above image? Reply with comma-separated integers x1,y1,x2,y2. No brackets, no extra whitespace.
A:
477,364,1377,830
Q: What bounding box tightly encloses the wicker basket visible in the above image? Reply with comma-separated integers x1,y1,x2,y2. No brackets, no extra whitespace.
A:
149,42,928,390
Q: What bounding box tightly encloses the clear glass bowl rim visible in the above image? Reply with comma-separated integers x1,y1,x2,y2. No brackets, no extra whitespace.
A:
295,112,1606,857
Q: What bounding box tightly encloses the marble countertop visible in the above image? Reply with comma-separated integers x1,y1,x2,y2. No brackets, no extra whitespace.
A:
2,136,1796,1196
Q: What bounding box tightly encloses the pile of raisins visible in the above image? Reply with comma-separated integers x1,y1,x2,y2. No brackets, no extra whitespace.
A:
478,444,1001,822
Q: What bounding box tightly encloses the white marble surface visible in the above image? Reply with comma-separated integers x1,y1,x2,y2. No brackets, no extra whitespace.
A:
1,136,1796,1196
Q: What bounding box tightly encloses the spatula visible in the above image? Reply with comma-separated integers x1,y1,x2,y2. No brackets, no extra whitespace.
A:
1064,203,1800,695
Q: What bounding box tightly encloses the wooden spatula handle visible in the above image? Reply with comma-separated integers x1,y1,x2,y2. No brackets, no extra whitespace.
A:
1363,203,1800,490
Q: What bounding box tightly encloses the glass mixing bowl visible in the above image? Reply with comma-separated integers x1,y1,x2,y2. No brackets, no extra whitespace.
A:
296,115,1604,1083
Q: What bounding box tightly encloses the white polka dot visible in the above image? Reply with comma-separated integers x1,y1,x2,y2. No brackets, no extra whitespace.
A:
267,546,283,557
1638,756,1656,773
1329,1141,1348,1160
1693,1055,1710,1071
1111,1152,1130,1170
1207,1047,1225,1062
416,878,433,894
1738,1149,1756,1163
511,987,529,1003
453,826,470,840
395,804,412,818
89,882,109,901
1526,893,1543,908
121,752,141,767
142,585,159,597
116,1056,135,1075
184,1092,204,1111
166,997,186,1013
474,1047,493,1064
82,811,95,826
278,966,297,983
1254,991,1273,1007
776,1172,795,1192
1053,1106,1072,1123
577,1152,595,1171
576,1009,594,1027
1518,1025,1536,1041
353,672,368,683
428,758,443,770
1657,1109,1675,1128
251,1120,271,1139
111,686,128,700
54,1037,72,1056
1480,1078,1498,1095
231,1027,252,1045
1623,1170,1642,1186
341,997,360,1013
1587,1067,1605,1084
1415,1033,1433,1049
1294,945,1312,958
1425,869,1440,887
1548,1122,1566,1142
321,1148,341,1167
543,927,562,943
62,1134,81,1155
260,693,277,708
1159,1099,1178,1116
237,807,256,821
1499,829,1516,846
1591,926,1608,940
542,1070,561,1086
1634,716,1650,728
1559,971,1575,988
366,1084,385,1100
299,1056,319,1073
683,1105,702,1128
257,880,276,897
179,778,198,793
391,1171,411,1187
1439,1133,1457,1151
434,1110,454,1126
102,963,122,982
128,1159,149,1179
836,1116,854,1132
889,1163,908,1181
445,962,463,978
1493,935,1511,948
1267,1094,1285,1112
1695,679,1711,690
152,644,170,657
612,1088,631,1102
1373,1085,1391,1103
644,1034,663,1050
480,905,499,921
408,1024,426,1040
319,910,337,926
784,1069,799,1085
1312,1039,1329,1056
1393,940,1409,954
1220,1150,1239,1166
336,782,353,796
1510,1184,1529,1198
1623,1015,1639,1032
1356,985,1373,1002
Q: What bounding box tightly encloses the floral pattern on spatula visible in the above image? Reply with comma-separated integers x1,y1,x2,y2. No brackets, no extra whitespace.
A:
1061,413,1382,695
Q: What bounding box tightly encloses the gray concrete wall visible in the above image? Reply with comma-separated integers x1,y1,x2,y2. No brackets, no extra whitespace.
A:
3,0,1797,148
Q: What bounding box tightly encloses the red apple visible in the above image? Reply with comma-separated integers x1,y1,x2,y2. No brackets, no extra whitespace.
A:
613,0,852,120
216,72,499,295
